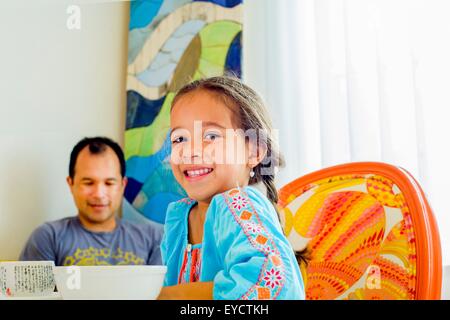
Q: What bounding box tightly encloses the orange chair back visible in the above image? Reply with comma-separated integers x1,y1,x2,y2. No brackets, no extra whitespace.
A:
278,162,442,299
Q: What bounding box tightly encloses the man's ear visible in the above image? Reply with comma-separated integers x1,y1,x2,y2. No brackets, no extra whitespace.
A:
66,176,74,191
122,176,128,188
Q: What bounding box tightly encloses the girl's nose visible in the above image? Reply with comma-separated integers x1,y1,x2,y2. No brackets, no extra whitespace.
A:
192,144,202,160
180,139,203,164
181,149,201,164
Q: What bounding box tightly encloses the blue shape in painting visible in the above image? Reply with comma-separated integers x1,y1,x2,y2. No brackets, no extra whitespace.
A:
225,31,242,78
158,0,194,18
125,132,187,224
125,131,171,183
193,0,242,8
124,177,143,204
128,0,193,63
143,192,182,223
126,90,165,130
130,0,164,30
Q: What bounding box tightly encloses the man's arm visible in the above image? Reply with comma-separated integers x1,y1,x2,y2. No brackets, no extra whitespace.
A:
19,223,56,262
146,221,164,265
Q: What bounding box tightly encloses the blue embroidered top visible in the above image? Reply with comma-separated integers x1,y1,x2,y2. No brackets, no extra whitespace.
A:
161,186,305,300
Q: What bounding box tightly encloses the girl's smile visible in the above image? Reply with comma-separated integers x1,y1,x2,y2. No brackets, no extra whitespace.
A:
183,166,214,182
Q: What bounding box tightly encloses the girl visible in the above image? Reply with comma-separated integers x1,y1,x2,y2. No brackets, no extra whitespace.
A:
158,76,306,300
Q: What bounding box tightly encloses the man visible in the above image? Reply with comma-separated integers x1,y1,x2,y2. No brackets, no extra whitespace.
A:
20,137,163,266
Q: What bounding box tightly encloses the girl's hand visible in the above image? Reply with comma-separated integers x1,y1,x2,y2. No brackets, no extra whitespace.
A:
157,281,214,300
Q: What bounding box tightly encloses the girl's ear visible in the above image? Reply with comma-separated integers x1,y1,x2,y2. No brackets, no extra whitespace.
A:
248,141,267,169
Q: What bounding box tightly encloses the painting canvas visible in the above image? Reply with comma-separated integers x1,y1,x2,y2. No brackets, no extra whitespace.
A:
123,0,243,224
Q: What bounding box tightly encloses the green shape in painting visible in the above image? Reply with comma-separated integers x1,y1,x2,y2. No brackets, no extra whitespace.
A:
125,93,175,160
194,21,241,79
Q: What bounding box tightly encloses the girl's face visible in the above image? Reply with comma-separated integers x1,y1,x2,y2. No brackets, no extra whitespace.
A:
170,89,252,204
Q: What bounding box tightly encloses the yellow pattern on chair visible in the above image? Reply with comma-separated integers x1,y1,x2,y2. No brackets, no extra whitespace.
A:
278,162,442,300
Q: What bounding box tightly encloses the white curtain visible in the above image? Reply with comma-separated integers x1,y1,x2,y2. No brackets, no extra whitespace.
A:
243,0,450,265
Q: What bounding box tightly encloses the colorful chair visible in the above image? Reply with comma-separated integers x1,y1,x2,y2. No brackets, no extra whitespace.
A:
278,162,442,300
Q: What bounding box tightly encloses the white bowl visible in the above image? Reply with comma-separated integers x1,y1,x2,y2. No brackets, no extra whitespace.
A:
53,265,166,300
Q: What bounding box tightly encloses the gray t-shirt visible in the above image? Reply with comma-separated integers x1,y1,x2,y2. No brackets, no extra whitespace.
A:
19,217,163,266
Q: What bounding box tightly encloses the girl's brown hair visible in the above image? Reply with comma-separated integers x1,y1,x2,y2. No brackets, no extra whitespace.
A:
171,75,310,268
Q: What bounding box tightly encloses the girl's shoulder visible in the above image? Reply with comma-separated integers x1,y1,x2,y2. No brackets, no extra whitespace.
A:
209,185,274,221
212,185,271,209
174,197,197,206
165,197,196,224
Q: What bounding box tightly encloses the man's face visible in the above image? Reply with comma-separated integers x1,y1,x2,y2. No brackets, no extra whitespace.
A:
67,146,127,226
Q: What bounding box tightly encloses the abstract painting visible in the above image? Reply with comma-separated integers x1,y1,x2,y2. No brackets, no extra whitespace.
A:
123,0,243,224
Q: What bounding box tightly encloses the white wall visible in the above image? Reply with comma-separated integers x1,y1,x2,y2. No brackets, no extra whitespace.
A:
0,1,129,260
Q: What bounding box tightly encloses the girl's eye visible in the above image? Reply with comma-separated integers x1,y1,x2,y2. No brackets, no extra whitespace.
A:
204,132,221,141
171,136,186,144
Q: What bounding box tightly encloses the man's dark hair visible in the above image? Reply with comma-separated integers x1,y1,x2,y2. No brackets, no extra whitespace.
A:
69,136,126,179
